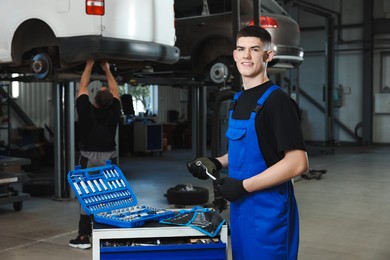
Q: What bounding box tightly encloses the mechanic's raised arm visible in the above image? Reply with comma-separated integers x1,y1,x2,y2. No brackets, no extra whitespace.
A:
78,60,94,97
101,61,119,100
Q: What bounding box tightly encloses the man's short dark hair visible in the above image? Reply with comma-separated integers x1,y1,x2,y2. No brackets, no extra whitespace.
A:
236,25,272,46
95,88,113,109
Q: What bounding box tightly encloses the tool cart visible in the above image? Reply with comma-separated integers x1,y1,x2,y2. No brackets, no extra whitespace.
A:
68,161,228,260
0,172,30,211
0,156,31,211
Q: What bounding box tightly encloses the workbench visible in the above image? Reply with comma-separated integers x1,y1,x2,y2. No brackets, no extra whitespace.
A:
0,156,31,211
92,222,228,260
0,156,31,172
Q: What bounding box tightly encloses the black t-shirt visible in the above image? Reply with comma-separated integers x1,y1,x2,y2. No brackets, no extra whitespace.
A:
232,81,306,167
76,94,121,152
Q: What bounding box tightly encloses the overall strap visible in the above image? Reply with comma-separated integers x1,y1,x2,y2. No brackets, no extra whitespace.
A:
253,85,280,114
229,91,242,111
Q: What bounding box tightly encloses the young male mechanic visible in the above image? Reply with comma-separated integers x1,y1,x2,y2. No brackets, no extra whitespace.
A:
69,60,121,249
187,25,309,259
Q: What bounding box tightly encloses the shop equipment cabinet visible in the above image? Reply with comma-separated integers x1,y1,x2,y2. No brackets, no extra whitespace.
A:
133,121,163,154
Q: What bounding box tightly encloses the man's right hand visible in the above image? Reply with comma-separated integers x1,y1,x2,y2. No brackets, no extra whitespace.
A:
186,157,222,180
78,60,95,97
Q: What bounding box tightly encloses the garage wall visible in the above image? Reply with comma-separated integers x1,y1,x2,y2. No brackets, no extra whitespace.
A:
295,0,390,144
16,82,53,130
0,81,53,146
0,80,102,146
157,85,188,123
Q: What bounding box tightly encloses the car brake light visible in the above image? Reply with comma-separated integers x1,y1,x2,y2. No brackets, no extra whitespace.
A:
249,16,278,28
86,0,105,15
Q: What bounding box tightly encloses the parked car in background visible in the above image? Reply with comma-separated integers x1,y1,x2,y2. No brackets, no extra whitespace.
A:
155,0,304,84
0,0,179,80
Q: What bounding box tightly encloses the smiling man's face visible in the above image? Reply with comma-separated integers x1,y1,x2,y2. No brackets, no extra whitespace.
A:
233,36,274,87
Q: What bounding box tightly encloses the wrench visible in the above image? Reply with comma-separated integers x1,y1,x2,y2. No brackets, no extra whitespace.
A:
195,161,217,180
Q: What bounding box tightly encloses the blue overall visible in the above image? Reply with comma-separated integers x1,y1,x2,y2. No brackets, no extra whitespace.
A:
225,85,299,259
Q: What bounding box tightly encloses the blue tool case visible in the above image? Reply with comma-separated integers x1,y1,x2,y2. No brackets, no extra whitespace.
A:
67,161,174,228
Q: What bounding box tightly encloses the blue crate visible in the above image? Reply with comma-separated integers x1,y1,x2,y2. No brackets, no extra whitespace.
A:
67,161,174,228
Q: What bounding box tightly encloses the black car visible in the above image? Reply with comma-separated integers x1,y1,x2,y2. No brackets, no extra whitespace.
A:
157,0,304,84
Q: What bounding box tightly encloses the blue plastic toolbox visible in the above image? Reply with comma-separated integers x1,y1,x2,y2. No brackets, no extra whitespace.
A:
67,161,174,228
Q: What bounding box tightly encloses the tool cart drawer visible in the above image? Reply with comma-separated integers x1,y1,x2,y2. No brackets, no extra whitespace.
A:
100,241,226,259
93,225,228,260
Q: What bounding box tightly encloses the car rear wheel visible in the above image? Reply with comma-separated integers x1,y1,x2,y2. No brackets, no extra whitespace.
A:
207,57,232,84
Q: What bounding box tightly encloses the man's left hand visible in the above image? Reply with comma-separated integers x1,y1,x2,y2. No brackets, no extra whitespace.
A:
215,177,248,202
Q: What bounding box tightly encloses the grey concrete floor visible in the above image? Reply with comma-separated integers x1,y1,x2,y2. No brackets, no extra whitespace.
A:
1,144,390,259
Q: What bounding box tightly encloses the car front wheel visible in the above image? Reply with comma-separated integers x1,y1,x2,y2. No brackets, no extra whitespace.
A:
31,52,52,79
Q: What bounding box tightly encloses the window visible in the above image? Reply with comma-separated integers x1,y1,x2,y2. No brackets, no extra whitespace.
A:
174,0,204,18
11,73,19,98
208,0,231,14
127,84,158,117
381,52,390,93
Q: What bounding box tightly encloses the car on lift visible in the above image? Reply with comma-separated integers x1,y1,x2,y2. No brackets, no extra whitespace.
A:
152,0,304,84
0,0,179,80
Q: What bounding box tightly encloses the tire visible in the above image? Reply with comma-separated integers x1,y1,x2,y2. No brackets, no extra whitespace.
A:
166,184,209,205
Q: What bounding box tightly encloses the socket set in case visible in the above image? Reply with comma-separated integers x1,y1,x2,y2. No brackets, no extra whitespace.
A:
67,161,174,228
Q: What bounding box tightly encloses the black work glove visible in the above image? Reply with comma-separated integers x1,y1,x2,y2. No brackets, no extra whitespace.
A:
186,157,222,180
215,177,248,202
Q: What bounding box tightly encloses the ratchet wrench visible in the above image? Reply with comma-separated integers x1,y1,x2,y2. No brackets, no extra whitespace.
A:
195,161,217,180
